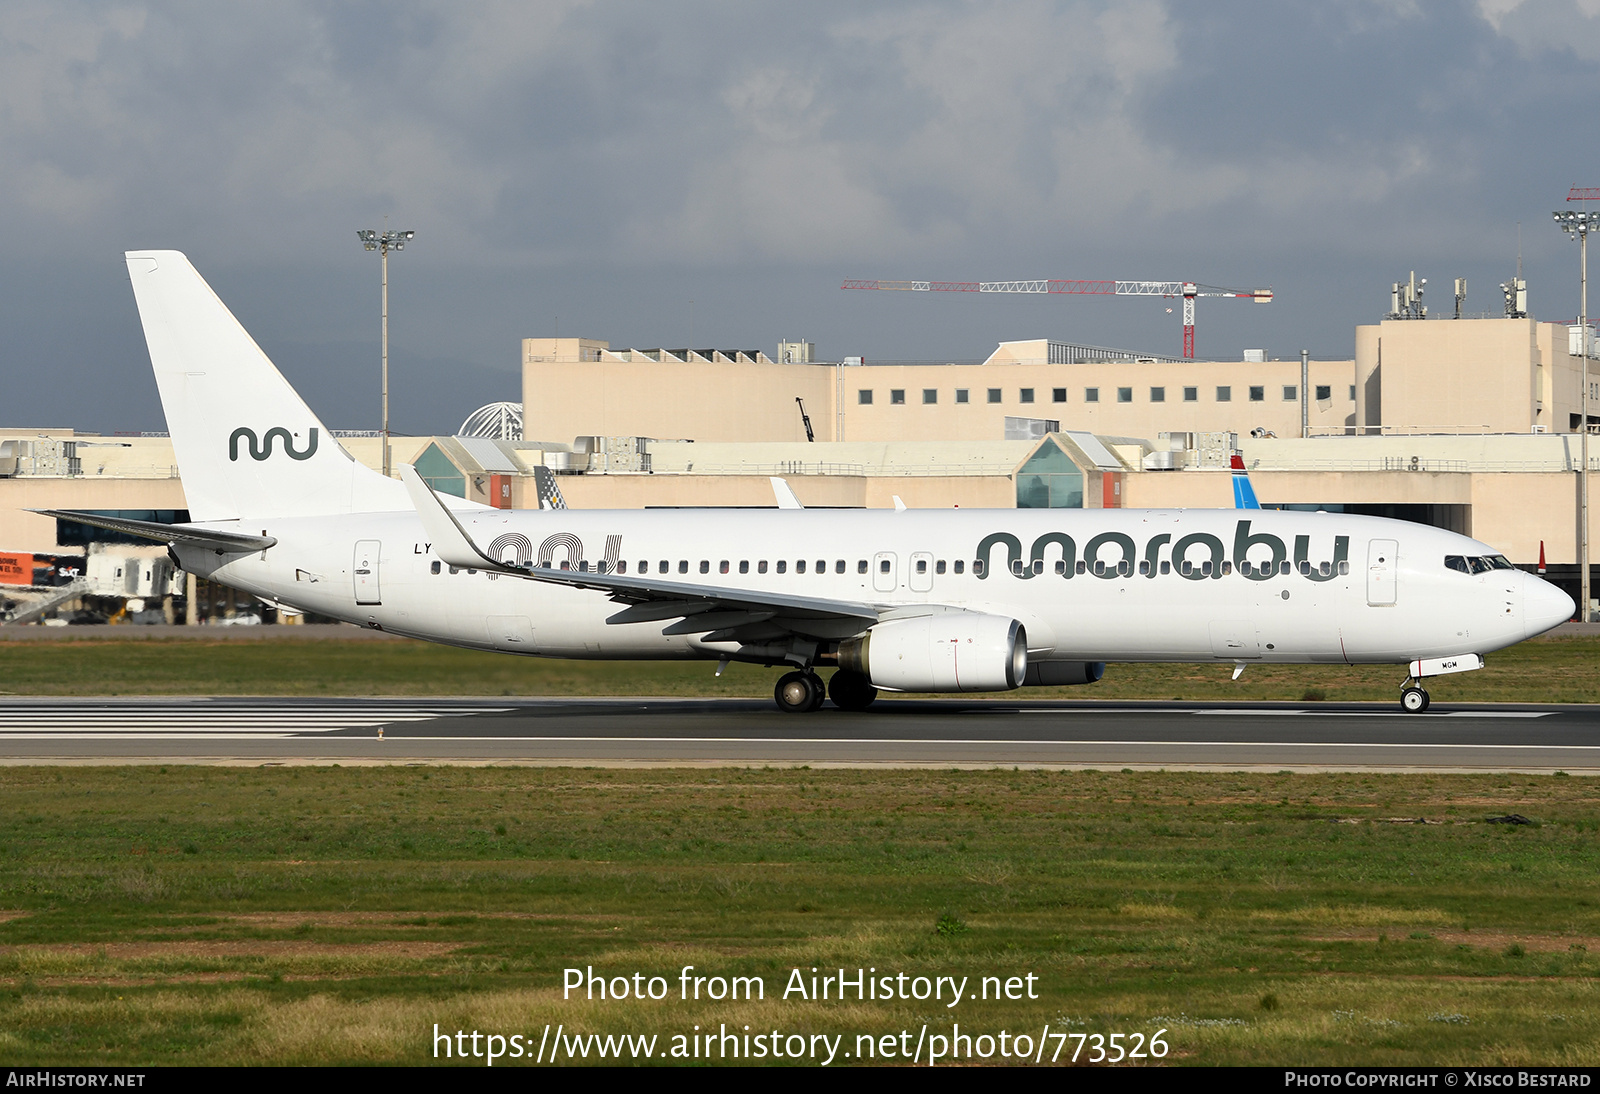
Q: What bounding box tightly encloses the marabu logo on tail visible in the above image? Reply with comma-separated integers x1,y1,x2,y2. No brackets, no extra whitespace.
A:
229,427,319,462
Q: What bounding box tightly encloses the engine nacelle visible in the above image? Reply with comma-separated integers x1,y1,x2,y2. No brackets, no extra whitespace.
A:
1024,660,1105,687
838,613,1026,692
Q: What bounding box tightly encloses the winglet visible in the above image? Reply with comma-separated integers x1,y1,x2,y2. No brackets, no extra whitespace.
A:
770,477,803,509
401,465,499,570
1230,453,1261,510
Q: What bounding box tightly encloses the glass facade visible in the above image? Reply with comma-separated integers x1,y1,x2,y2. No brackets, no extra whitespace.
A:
1015,440,1084,509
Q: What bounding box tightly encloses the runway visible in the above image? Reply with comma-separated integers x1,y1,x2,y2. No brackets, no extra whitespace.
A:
1,696,1598,770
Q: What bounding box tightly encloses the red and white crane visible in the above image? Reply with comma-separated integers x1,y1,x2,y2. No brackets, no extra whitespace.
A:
841,277,1274,359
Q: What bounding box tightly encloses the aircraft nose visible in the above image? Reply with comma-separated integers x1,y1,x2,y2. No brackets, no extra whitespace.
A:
1523,571,1576,638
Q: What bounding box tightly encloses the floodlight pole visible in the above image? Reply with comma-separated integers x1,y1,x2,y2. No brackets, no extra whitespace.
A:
1555,210,1592,620
357,228,415,477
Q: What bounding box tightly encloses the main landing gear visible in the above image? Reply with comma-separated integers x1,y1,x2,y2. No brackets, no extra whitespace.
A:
774,669,878,713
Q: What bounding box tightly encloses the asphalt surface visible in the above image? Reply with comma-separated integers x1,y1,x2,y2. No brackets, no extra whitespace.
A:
1,696,1597,770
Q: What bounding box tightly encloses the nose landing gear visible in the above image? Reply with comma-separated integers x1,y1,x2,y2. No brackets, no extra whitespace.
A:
1400,680,1430,714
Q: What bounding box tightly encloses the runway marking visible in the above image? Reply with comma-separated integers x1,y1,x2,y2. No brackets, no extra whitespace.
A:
1185,709,1553,719
0,706,510,737
175,735,1600,751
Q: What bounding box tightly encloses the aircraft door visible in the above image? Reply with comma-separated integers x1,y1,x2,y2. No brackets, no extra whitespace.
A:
873,551,898,593
1367,539,1398,606
909,551,934,593
353,540,382,605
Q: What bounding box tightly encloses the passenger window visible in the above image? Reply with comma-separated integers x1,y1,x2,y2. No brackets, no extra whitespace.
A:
1444,555,1469,574
1076,560,1087,575
797,560,807,574
679,560,688,574
1339,560,1350,576
880,560,891,573
777,561,787,574
1118,560,1132,577
450,565,461,575
700,561,710,574
579,561,590,573
835,560,845,574
1032,559,1044,575
1092,560,1106,576
758,561,768,574
431,561,441,574
973,560,985,577
1159,560,1171,575
1055,560,1066,575
1279,560,1291,575
1138,560,1150,575
1012,560,1024,576
1221,560,1232,575
739,560,749,574
936,560,946,574
954,560,964,574
637,561,647,573
719,560,729,574
816,559,826,573
1298,561,1311,575
617,561,628,574
857,560,868,574
916,559,928,574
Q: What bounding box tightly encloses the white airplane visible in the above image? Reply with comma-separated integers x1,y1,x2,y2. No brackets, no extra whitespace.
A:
43,252,1575,715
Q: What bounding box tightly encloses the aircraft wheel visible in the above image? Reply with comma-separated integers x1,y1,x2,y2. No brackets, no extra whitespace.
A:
1400,686,1430,714
804,673,828,712
828,670,879,712
775,671,819,714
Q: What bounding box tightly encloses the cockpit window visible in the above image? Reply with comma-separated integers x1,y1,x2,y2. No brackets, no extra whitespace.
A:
1488,555,1515,570
1444,555,1470,574
1467,556,1493,574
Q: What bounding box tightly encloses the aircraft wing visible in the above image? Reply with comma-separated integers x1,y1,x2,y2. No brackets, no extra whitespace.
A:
400,467,880,640
31,509,277,553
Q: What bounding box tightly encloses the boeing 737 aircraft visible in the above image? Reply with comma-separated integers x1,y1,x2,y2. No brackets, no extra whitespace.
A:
43,252,1575,714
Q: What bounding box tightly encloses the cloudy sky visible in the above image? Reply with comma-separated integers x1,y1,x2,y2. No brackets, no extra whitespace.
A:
4,0,1600,435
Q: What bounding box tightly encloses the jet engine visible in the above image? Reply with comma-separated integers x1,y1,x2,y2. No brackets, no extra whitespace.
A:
838,613,1026,692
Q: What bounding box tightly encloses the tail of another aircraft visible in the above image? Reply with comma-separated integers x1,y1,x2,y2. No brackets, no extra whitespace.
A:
125,251,409,521
1231,453,1261,509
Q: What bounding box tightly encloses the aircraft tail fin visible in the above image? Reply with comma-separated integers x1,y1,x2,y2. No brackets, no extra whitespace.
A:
125,251,409,521
1231,453,1261,509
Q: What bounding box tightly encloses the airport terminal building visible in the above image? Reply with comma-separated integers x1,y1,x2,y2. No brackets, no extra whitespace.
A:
3,302,1597,623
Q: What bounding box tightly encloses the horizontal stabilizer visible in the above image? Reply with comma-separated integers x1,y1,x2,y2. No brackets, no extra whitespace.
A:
32,510,277,553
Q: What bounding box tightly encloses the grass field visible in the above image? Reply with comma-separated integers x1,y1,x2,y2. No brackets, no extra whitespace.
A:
0,631,1596,703
0,766,1598,1066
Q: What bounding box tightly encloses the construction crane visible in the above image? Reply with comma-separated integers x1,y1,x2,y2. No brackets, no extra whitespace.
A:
795,397,815,442
841,277,1273,359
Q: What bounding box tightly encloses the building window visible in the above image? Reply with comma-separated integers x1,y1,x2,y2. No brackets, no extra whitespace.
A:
1316,385,1331,401
955,389,969,404
987,388,1002,403
1349,385,1356,400
1217,386,1231,402
1117,387,1133,403
1150,387,1165,402
1085,387,1100,403
1019,388,1034,404
1053,387,1067,403
1249,385,1265,402
890,389,905,404
1283,385,1297,401
858,389,872,405
1183,386,1197,402
923,389,937,404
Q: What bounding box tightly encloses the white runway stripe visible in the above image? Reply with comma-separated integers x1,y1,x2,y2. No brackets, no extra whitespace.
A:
0,704,509,736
